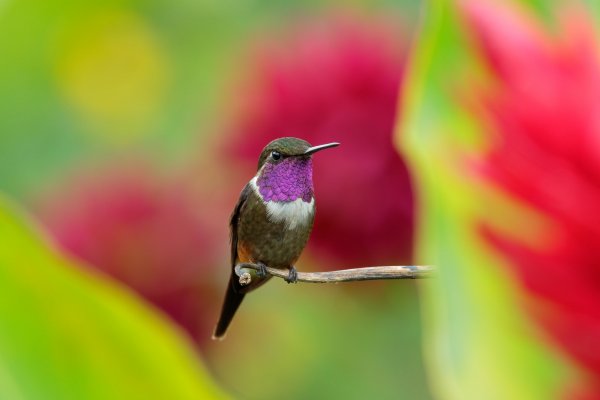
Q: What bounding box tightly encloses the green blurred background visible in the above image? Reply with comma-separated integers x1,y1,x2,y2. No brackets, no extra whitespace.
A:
4,0,595,398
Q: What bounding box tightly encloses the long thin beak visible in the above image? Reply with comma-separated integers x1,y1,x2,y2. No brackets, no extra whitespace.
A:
304,142,340,156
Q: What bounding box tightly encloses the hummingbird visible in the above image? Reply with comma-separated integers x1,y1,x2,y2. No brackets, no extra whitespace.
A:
213,137,339,339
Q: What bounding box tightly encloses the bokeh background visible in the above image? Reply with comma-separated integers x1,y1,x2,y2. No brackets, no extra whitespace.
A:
1,0,600,399
0,0,427,399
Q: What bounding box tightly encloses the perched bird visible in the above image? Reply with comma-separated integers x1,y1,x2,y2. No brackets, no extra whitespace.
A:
213,137,339,339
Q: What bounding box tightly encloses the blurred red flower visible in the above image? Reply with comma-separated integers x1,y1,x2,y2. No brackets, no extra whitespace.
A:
39,165,225,347
462,1,600,397
227,16,414,268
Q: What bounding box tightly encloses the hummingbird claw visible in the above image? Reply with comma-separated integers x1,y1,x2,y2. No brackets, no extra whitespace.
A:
256,262,268,278
284,266,298,284
239,272,252,286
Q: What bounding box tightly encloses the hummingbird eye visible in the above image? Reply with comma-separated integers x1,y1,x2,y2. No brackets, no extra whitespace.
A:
271,151,281,161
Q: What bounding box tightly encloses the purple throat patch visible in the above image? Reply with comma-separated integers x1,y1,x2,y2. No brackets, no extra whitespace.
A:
257,158,314,202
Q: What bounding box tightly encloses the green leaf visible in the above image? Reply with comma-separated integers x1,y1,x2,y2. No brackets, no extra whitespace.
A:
398,1,577,399
0,195,227,400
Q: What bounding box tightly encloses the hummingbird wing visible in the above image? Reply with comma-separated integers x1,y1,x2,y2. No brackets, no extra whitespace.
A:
213,183,251,340
230,183,251,268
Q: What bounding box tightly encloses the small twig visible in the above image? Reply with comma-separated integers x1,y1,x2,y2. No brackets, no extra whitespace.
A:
234,263,433,286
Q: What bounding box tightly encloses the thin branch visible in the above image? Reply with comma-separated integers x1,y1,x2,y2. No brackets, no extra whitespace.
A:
234,263,433,286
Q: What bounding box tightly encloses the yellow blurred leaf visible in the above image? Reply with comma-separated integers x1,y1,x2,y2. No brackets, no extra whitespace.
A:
56,9,170,143
0,195,227,400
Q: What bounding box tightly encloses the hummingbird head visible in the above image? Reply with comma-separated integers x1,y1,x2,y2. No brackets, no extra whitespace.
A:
254,137,339,203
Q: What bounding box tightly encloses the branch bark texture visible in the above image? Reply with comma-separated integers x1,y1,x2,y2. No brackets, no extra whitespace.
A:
235,263,433,286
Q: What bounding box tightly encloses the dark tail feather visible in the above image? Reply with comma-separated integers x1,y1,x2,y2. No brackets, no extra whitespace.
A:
213,276,245,340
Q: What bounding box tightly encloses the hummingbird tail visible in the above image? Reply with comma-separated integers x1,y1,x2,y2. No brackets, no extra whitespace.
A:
212,276,245,340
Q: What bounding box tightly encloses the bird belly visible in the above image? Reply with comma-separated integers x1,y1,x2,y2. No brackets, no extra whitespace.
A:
237,190,314,269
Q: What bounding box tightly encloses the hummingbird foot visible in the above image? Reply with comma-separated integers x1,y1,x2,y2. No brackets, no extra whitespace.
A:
284,266,298,284
256,262,268,278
